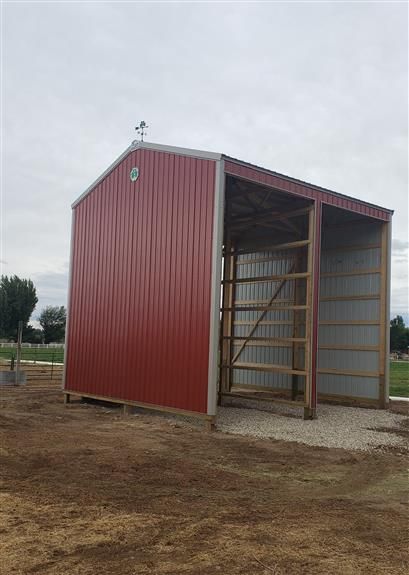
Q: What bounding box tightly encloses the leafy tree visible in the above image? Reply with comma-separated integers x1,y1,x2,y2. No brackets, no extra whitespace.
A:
23,326,44,344
390,315,409,353
0,275,38,340
39,306,66,343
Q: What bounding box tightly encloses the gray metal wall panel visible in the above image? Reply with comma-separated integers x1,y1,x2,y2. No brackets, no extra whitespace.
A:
319,299,380,322
317,374,379,399
321,248,380,273
318,350,379,371
321,222,381,249
318,325,379,346
320,275,380,298
318,220,382,400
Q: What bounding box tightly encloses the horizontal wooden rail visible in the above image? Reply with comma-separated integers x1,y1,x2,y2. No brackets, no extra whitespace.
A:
319,320,379,325
321,244,381,253
222,391,307,408
223,272,310,285
320,268,381,278
318,368,379,377
320,294,380,302
236,255,298,266
221,304,309,312
224,239,310,257
234,298,294,306
223,362,307,376
234,320,299,326
224,336,307,343
318,344,379,351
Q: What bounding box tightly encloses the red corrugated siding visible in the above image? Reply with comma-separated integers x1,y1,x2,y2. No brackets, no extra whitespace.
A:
224,160,392,221
65,149,216,414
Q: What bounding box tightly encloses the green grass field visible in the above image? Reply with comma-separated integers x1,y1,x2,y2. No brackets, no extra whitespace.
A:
390,361,409,397
0,347,64,364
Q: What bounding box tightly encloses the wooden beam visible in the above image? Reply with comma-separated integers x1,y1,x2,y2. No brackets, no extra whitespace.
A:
222,391,307,408
318,344,379,351
319,320,379,325
236,255,297,266
321,243,381,253
224,239,310,257
219,237,236,397
378,222,390,408
320,294,380,302
225,336,307,343
222,304,309,312
223,272,309,285
225,362,307,376
318,368,379,377
320,268,381,278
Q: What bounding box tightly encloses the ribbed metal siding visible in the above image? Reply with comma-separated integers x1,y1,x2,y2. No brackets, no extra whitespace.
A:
65,149,216,414
318,223,382,399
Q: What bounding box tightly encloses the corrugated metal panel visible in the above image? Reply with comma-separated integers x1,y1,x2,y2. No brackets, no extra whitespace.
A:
65,148,216,414
224,160,392,222
318,222,382,399
318,374,379,399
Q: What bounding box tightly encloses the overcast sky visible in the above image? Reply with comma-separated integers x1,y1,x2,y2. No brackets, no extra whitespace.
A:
1,1,408,323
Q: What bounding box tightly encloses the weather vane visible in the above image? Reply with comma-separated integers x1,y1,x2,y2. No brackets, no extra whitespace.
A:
135,120,148,142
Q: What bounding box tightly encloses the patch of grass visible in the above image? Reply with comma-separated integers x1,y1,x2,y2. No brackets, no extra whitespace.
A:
0,347,64,364
390,361,409,397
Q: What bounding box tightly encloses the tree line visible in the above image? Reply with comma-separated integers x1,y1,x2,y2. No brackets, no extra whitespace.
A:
0,275,66,344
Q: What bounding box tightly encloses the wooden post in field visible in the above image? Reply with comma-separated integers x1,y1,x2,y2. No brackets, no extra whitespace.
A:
15,321,23,385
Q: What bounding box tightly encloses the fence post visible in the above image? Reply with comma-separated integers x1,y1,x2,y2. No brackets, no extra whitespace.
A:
51,352,54,380
15,321,23,385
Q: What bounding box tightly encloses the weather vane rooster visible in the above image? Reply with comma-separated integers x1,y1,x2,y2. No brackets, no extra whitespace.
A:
135,120,149,142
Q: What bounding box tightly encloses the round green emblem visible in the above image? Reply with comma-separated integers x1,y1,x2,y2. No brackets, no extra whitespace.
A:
130,167,139,182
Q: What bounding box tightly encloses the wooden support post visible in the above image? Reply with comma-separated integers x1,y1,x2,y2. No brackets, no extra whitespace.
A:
205,417,216,432
379,221,391,408
292,254,302,400
304,202,321,420
123,404,133,416
219,237,236,400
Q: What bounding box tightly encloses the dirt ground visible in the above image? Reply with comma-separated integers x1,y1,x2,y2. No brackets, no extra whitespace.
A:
0,383,408,575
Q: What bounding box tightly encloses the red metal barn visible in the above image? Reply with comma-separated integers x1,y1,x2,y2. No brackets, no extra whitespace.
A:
64,142,393,422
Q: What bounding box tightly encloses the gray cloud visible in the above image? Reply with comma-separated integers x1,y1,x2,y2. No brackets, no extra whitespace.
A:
2,2,408,319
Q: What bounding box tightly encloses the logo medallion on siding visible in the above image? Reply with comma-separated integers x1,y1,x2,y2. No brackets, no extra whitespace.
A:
130,167,139,182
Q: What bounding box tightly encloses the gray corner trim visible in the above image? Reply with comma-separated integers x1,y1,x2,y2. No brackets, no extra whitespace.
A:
138,141,222,161
71,144,137,208
72,141,221,210
384,220,392,402
207,159,225,416
62,209,76,390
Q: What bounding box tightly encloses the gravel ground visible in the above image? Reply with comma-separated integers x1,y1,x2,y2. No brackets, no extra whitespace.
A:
217,398,408,451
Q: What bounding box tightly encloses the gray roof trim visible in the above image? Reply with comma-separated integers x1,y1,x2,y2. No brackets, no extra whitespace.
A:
223,154,394,215
72,141,221,209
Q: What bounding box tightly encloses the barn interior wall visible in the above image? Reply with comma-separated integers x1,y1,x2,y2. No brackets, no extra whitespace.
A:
219,176,312,408
318,214,384,402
